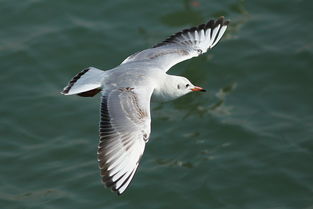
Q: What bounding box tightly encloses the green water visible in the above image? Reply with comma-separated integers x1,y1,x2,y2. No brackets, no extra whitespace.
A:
1,0,312,208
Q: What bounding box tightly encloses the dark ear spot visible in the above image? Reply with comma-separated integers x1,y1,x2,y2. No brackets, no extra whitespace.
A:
177,84,180,89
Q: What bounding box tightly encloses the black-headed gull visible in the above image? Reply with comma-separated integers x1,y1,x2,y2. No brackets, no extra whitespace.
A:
61,17,229,195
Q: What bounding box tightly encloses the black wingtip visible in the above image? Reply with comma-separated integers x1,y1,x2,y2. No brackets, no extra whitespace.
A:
153,17,230,48
214,16,224,27
224,20,230,26
61,68,90,95
211,16,231,27
205,19,215,28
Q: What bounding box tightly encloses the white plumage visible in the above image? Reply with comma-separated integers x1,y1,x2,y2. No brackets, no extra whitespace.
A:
62,17,229,195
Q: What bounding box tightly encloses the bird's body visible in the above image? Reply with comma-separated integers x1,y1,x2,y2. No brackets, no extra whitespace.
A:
102,63,162,98
61,17,229,195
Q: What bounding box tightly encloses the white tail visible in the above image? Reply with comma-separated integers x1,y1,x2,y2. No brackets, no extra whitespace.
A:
61,67,105,97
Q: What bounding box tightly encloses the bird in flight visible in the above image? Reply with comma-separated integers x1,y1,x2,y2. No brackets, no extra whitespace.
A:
61,16,229,195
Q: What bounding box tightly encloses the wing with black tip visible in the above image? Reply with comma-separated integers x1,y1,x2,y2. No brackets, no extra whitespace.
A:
121,17,229,72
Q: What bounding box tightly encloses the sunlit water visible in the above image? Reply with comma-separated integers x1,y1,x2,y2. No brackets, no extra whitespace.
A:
1,0,312,208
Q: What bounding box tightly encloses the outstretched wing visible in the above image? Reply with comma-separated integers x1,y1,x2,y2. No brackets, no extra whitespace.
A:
121,16,229,72
98,87,153,195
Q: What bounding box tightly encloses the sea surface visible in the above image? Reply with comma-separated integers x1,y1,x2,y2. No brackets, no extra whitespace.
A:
1,0,312,208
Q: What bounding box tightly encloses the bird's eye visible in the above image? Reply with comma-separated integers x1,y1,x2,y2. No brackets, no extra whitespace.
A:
186,84,190,88
177,84,180,89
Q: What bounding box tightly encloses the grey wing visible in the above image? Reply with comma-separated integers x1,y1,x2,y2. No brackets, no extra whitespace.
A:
98,87,153,195
121,16,229,72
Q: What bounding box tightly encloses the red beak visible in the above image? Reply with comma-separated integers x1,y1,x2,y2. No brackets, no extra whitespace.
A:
191,86,206,92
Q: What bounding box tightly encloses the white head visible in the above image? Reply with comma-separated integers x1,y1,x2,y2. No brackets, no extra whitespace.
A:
153,75,206,102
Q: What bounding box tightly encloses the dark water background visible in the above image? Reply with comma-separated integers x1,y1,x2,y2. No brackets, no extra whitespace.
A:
1,0,312,208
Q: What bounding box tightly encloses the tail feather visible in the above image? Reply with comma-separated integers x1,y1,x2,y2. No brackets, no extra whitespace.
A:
61,67,104,97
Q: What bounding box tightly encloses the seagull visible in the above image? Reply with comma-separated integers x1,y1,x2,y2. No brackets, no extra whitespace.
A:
61,17,229,195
